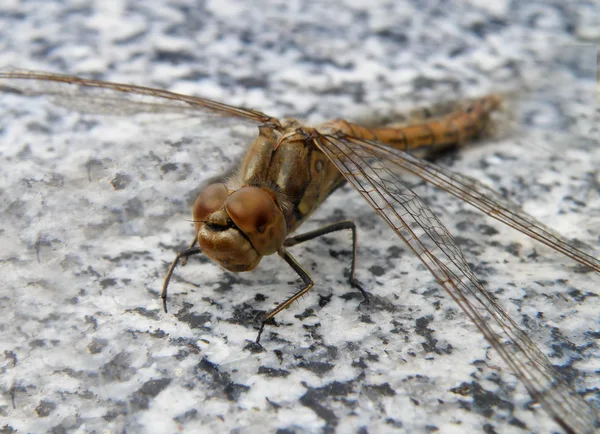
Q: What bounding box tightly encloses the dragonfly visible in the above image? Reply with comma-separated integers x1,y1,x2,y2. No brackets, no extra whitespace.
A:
0,70,598,434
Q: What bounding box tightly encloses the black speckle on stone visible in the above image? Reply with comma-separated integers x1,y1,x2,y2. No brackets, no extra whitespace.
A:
266,397,281,410
4,351,17,367
385,418,403,428
450,382,472,396
149,329,167,339
451,381,513,418
549,327,584,362
35,400,56,417
387,245,404,259
66,296,78,305
479,224,499,236
319,81,365,104
365,351,379,362
567,288,597,303
369,265,386,277
457,399,472,411
505,242,521,257
111,172,131,190
300,381,355,428
237,76,268,89
415,316,432,333
174,409,198,424
103,403,128,421
295,308,317,320
351,357,368,370
224,383,250,401
298,361,335,375
197,358,249,402
359,314,374,324
508,417,527,429
375,28,408,44
0,425,18,434
26,121,51,134
318,293,333,308
126,307,160,320
415,316,452,355
102,250,153,264
29,339,45,348
152,50,196,65
449,44,468,57
243,341,264,353
413,76,438,90
171,337,202,360
130,378,172,411
301,392,339,429
124,197,144,219
483,424,498,434
213,272,246,293
161,162,178,173
422,288,438,297
87,338,108,354
226,302,265,326
364,382,396,397
99,278,117,289
357,293,396,313
257,366,291,378
469,18,507,38
78,390,94,400
327,367,354,393
175,308,212,330
527,249,540,261
100,352,136,382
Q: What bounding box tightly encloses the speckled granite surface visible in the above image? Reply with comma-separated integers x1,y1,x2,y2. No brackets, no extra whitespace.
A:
0,1,599,433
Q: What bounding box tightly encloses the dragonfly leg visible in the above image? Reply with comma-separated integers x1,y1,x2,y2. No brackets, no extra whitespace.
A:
257,221,369,343
179,237,199,267
283,220,368,302
161,235,201,313
256,248,314,343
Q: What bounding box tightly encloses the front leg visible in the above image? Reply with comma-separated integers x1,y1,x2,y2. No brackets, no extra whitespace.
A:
284,220,368,301
256,247,314,343
256,220,368,343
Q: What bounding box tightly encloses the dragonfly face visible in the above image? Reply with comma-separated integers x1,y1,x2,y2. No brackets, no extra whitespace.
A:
192,182,287,272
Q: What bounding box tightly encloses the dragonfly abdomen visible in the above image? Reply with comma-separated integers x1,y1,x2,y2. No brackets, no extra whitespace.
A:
326,94,502,154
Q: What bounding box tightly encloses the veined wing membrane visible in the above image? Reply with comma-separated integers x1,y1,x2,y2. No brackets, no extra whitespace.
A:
314,133,599,434
0,69,273,124
353,136,600,273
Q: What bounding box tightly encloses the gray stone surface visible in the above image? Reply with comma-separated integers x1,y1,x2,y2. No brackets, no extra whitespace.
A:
0,0,598,433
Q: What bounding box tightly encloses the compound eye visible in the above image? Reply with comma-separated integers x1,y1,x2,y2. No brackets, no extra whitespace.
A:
193,183,229,226
226,187,286,255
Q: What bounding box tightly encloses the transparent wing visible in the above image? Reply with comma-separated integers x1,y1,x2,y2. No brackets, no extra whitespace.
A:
0,69,274,124
313,132,599,434
363,137,600,273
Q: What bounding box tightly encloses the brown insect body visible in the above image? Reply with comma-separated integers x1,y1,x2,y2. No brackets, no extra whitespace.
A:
193,97,501,274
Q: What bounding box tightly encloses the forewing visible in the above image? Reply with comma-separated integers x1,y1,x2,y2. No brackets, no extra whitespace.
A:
313,132,599,434
0,69,273,124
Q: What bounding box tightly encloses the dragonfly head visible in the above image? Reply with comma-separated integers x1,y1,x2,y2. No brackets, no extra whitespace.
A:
193,183,287,272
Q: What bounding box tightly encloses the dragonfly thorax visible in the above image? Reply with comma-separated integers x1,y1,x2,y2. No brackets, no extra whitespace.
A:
193,183,287,272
